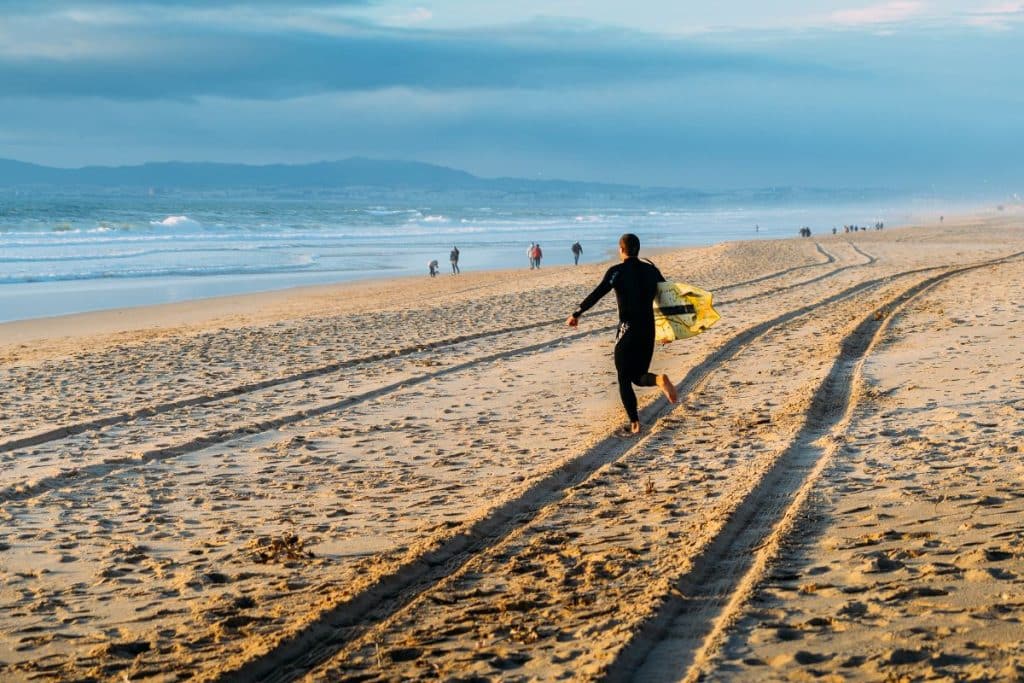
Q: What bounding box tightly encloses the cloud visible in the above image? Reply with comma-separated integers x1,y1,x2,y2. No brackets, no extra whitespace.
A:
828,2,925,26
0,2,1020,191
0,12,848,101
4,62,1020,190
386,6,432,26
964,2,1024,29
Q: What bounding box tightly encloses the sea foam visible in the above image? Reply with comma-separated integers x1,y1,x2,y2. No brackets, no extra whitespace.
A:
152,215,200,228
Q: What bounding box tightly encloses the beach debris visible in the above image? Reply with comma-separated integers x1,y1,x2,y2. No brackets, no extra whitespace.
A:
246,533,315,564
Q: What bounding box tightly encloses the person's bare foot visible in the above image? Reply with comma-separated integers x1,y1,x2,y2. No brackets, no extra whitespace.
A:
614,422,641,437
656,374,677,403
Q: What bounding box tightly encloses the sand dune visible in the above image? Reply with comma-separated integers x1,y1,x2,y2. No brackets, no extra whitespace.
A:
1,213,1022,681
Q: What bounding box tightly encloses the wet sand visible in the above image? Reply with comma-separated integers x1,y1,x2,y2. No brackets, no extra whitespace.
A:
1,210,1022,681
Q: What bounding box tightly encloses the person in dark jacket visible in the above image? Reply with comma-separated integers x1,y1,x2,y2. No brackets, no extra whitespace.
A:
566,233,677,434
450,246,460,274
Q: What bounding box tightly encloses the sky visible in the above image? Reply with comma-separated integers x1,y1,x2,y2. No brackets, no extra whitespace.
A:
0,0,1022,191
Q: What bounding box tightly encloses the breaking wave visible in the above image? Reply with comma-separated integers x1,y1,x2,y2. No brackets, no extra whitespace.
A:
151,215,201,228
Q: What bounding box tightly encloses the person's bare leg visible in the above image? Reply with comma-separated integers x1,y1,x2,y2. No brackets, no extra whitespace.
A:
656,374,677,403
630,420,641,434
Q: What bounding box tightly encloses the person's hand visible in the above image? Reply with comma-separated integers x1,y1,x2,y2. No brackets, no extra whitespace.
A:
566,314,578,327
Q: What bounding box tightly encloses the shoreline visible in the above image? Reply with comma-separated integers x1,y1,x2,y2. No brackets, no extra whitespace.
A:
1,199,989,331
0,238,747,352
0,208,987,352
0,259,602,353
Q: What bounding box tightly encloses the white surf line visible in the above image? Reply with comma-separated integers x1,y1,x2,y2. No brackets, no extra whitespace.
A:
602,250,1024,683
210,265,933,683
0,245,846,455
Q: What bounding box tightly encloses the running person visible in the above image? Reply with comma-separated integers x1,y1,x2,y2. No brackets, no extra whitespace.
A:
566,233,677,434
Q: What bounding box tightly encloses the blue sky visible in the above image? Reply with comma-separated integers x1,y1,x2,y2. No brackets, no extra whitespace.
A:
0,1,1021,190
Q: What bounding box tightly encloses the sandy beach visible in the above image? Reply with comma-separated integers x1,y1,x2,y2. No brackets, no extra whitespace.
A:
1,212,1023,682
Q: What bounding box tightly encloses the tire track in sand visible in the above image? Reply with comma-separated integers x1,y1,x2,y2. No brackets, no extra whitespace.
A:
604,250,1024,683
212,253,964,683
294,251,1020,683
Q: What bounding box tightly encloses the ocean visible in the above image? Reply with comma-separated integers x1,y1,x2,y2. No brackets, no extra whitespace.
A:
0,190,925,323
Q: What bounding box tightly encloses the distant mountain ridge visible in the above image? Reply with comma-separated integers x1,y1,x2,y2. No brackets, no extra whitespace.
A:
0,157,645,193
0,157,904,203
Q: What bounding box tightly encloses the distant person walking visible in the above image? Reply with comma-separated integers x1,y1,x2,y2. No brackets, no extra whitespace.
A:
450,246,460,274
571,241,582,265
428,259,439,277
528,243,537,269
566,233,677,435
531,243,543,269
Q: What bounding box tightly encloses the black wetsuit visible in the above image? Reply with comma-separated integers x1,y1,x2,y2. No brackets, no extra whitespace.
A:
573,257,665,423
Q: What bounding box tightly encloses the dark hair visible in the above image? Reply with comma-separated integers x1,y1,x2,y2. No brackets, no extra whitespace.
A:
619,233,640,257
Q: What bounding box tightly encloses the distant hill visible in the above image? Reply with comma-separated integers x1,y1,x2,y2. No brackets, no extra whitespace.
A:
0,157,644,193
0,157,903,203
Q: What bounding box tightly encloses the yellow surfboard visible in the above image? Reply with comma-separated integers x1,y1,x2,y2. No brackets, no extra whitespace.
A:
653,281,721,343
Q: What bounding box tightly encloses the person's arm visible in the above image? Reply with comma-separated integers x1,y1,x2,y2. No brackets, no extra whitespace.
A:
567,267,615,326
642,259,665,284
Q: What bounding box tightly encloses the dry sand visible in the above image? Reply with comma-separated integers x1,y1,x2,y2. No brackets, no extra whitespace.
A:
1,211,1022,681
